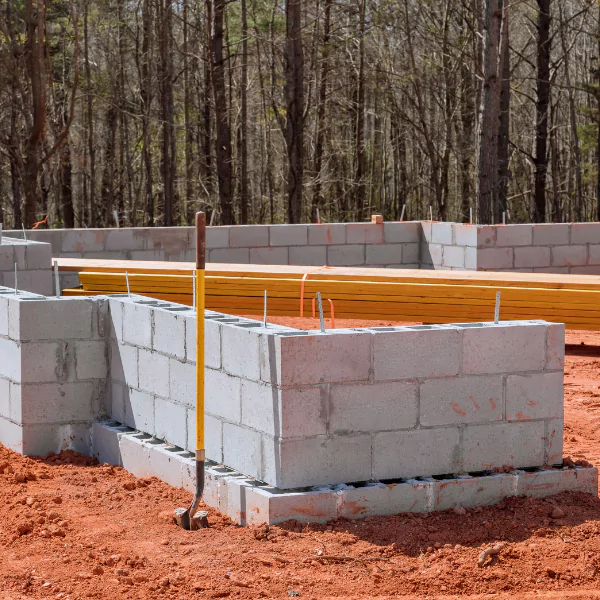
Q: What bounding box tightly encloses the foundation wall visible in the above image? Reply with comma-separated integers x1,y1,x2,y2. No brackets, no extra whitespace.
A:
0,237,53,295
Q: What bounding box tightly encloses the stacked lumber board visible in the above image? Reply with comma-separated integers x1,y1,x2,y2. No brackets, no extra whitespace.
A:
57,258,600,330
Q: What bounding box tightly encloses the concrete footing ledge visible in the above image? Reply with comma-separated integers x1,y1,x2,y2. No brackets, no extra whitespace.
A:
93,421,598,526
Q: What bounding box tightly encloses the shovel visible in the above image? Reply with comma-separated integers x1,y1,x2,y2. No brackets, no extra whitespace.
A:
174,212,209,530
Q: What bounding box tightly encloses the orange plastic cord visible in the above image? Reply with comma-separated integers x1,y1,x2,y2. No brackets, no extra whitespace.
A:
327,299,336,328
299,265,333,317
32,215,48,230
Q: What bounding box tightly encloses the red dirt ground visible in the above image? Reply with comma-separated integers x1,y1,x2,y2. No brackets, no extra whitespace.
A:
1,327,600,599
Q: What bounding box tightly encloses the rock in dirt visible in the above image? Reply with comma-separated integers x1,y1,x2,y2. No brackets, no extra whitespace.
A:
477,543,505,567
92,566,104,576
52,496,63,504
123,482,136,491
551,507,566,519
13,472,26,484
16,521,33,536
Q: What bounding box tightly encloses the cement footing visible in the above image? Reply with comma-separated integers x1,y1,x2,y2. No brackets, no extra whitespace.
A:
92,421,598,526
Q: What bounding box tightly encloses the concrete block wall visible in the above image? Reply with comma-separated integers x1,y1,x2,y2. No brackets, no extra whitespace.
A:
106,296,564,490
420,223,478,270
0,290,108,455
0,237,53,295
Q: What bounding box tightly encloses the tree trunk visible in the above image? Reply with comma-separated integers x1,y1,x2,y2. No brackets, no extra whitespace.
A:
496,4,510,222
354,0,366,220
239,0,249,223
84,0,96,227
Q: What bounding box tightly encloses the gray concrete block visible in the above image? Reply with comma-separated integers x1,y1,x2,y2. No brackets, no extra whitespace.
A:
402,243,420,264
373,428,460,480
137,349,169,398
20,382,94,424
249,247,289,265
477,248,513,269
0,416,24,453
0,298,8,338
420,243,441,266
346,223,384,244
442,245,465,268
22,422,92,456
366,244,403,265
269,224,307,246
0,337,21,380
420,375,503,426
108,299,124,341
61,230,105,253
383,222,421,244
0,377,9,419
477,226,496,248
187,411,223,461
515,467,598,498
119,434,151,478
273,434,372,489
329,381,417,433
289,245,327,266
570,223,600,244
25,243,51,270
462,421,545,471
551,245,587,267
110,342,138,388
104,229,147,252
129,250,166,261
465,247,477,269
123,301,152,348
533,224,569,246
75,341,107,380
209,248,250,264
110,381,126,423
154,397,187,447
588,244,600,265
169,358,195,407
462,323,546,374
432,474,516,511
206,368,241,422
123,388,154,433
91,421,128,465
308,224,347,245
20,342,64,383
223,423,263,481
206,226,230,249
454,224,477,247
203,317,221,368
153,309,186,359
230,225,269,248
431,223,453,245
148,444,184,488
514,246,551,268
546,418,563,465
506,372,563,421
495,225,533,247
327,244,365,266
570,265,600,274
339,480,432,518
222,325,261,379
373,327,461,380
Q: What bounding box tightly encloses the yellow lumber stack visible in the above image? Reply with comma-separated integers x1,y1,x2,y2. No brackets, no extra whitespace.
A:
57,258,600,330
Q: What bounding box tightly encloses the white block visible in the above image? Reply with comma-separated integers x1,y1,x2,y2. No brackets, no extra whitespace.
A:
570,223,600,244
110,342,138,388
0,377,9,418
269,225,307,246
137,349,170,398
249,247,289,265
495,225,533,247
153,309,186,360
169,359,195,407
433,474,515,511
205,368,241,422
75,341,107,380
188,411,223,462
0,337,21,381
506,372,563,421
420,375,503,426
222,325,261,379
366,244,403,265
289,246,327,266
329,381,417,433
373,327,461,380
546,323,565,370
91,422,128,466
431,223,453,245
421,243,442,266
123,302,152,348
123,388,154,433
206,226,230,249
546,418,563,465
551,245,587,267
108,298,124,341
477,248,513,269
20,342,64,383
25,243,52,270
533,224,569,246
222,423,263,481
383,222,421,244
515,467,598,498
148,444,184,488
442,245,465,268
308,224,346,245
465,247,477,269
327,245,365,266
229,225,269,247
119,434,151,478
462,421,545,471
154,397,187,447
462,323,546,374
454,224,477,247
110,381,126,423
514,246,551,268
373,428,460,480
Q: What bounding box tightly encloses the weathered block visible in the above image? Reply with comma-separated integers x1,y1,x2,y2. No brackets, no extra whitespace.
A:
514,246,551,269
431,223,453,245
206,226,230,249
506,372,563,421
289,245,327,266
570,223,600,245
383,222,421,244
229,225,269,248
477,248,513,269
75,341,107,380
152,309,187,360
249,247,289,265
454,224,477,247
366,244,403,265
327,245,365,266
551,245,587,267
515,467,598,498
495,225,533,247
209,248,250,264
137,349,169,398
346,223,384,244
432,473,515,511
533,224,570,246
269,225,307,246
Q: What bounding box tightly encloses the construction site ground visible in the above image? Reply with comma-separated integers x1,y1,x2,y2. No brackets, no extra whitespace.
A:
0,320,599,600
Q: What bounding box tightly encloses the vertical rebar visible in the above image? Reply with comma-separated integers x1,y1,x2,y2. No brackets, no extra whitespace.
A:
125,271,131,298
54,261,60,298
470,207,473,225
494,291,501,324
400,204,406,222
502,212,506,225
316,292,325,333
22,225,26,242
14,263,17,296
263,290,268,328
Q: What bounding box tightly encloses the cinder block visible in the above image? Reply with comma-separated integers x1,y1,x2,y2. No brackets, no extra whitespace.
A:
152,309,186,360
91,421,128,466
420,375,503,426
402,243,420,264
308,224,347,245
20,382,94,424
373,428,460,480
495,225,533,247
21,422,91,456
339,480,432,518
104,230,146,252
206,226,230,249
431,223,453,245
570,266,600,275
123,388,154,433
0,298,8,338
373,327,461,380
203,317,221,368
75,341,107,380
329,381,417,433
25,243,51,270
0,337,21,380
546,419,563,465
551,245,587,267
421,243,442,266
249,247,289,265
222,325,261,379
209,248,250,264
137,349,169,398
273,434,372,489
0,246,15,271
462,323,546,374
169,359,194,407
119,434,151,478
269,225,307,246
327,245,365,266
366,244,403,265
533,224,569,246
219,474,251,524
187,411,223,462
465,247,477,269
0,377,9,418
442,246,465,269
110,342,138,388
229,225,269,248
108,298,124,341
346,223,384,244
383,222,421,244
245,485,339,525
477,226,497,248
432,474,516,511
454,224,477,247
20,342,63,383
462,421,545,472
587,244,600,265
123,301,152,348
570,223,600,244
110,381,126,423
61,230,105,253
154,397,186,448
477,248,513,269
269,331,371,385
289,246,327,266
514,247,551,268
515,467,598,498
205,368,241,422
145,228,190,255
148,444,184,488
222,423,263,481
533,267,570,274
506,372,563,421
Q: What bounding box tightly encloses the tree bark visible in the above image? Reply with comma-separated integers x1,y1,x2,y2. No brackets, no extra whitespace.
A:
84,0,96,227
239,0,249,224
354,0,367,220
496,4,510,222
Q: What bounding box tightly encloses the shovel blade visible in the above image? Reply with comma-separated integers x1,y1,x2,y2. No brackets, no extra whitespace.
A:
174,507,191,530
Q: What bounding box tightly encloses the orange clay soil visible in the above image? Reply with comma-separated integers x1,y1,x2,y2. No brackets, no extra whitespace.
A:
0,329,600,600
